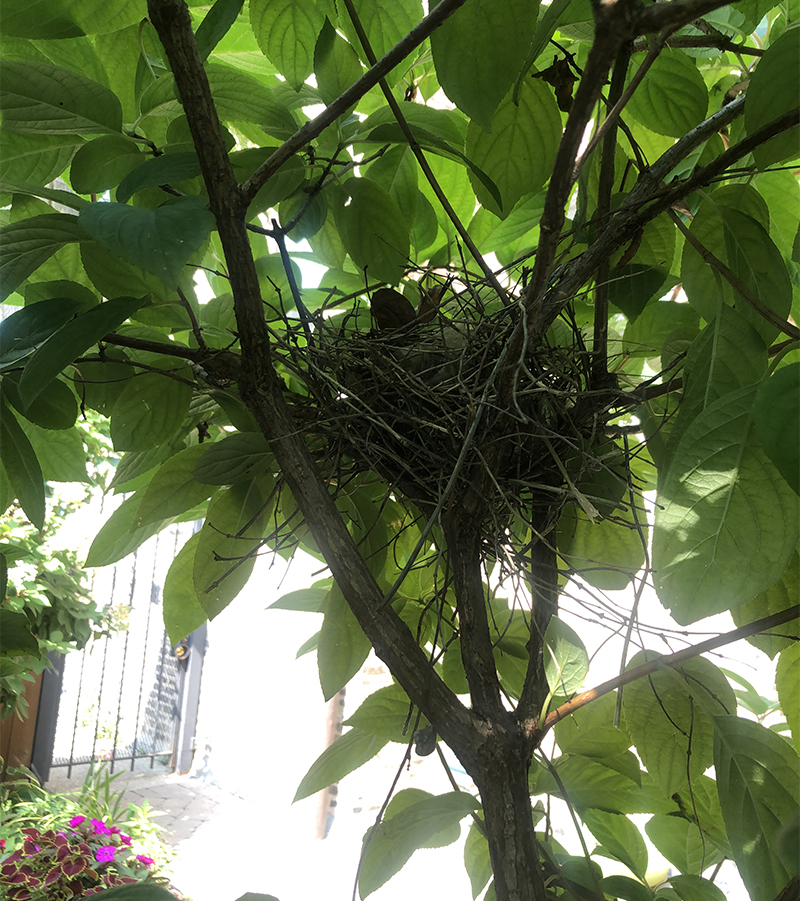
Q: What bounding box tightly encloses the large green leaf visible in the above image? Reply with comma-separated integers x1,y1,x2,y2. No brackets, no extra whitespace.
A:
163,532,209,646
554,690,631,759
557,506,645,591
358,791,480,898
293,728,389,802
339,0,421,86
344,683,428,743
314,18,364,107
0,0,147,39
621,653,736,796
0,129,83,188
581,808,648,881
318,582,372,701
645,815,725,876
193,476,274,619
17,417,89,483
0,60,122,134
463,820,492,900
17,295,146,407
731,549,800,658
626,50,707,138
249,0,324,90
109,370,193,452
430,0,538,131
681,203,793,345
70,135,143,195
0,399,44,530
653,386,800,623
714,715,800,900
745,30,800,168
84,493,173,568
134,444,217,527
79,197,215,289
0,609,40,656
193,431,274,485
114,151,202,204
206,63,297,136
776,643,800,753
0,296,85,370
465,80,561,218
335,177,410,286
753,362,800,496
542,616,589,696
0,213,87,300
195,0,245,62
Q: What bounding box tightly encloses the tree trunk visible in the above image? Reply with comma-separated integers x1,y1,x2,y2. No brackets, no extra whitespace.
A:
472,732,548,901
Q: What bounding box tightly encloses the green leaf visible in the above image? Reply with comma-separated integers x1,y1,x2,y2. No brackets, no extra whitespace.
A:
581,808,648,880
192,431,275,485
85,494,173,568
335,177,410,286
0,179,89,212
745,30,800,168
554,690,632,759
110,371,193,452
667,875,727,901
70,135,143,195
0,60,122,134
267,582,330,612
0,296,85,370
293,728,388,802
731,550,800,658
714,715,800,899
134,444,217,527
344,683,427,743
681,203,793,345
0,213,87,300
318,582,372,701
115,152,202,204
626,50,707,138
621,653,736,796
195,0,245,62
557,506,645,591
82,883,180,901
0,129,83,188
753,362,800,496
18,295,146,407
193,476,274,619
430,0,539,131
465,80,561,218
17,418,89,482
314,18,364,108
163,532,209,645
0,0,148,39
358,791,480,898
249,0,325,90
543,616,589,695
79,197,215,289
776,644,800,753
654,386,800,623
0,399,44,530
464,820,492,899
645,815,725,876
599,875,654,901
0,609,40,656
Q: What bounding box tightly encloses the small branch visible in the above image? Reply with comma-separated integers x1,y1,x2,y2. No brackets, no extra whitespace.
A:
240,0,470,206
634,0,746,34
669,209,800,341
632,34,765,56
270,218,314,336
535,604,800,742
102,331,203,361
340,0,510,306
177,285,206,348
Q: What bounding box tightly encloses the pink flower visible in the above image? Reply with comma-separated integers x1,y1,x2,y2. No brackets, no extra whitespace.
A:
120,834,132,846
0,839,5,851
136,854,154,867
68,816,86,828
91,819,111,836
95,846,116,863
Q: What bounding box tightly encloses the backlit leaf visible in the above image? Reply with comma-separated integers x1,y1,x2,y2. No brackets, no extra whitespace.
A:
645,815,726,876
626,50,707,138
163,532,209,646
135,444,217,527
775,644,800,753
0,296,85,370
0,399,45,530
318,582,371,701
753,362,800,496
250,0,324,90
731,550,800,658
293,728,388,802
110,370,193,452
543,616,589,696
581,808,648,880
314,19,364,107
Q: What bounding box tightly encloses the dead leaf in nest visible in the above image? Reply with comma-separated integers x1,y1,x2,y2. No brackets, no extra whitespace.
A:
371,287,417,331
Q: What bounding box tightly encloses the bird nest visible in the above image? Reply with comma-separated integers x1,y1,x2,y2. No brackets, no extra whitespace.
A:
276,280,626,544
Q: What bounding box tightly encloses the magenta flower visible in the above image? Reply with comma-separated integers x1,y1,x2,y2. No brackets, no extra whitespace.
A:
95,846,116,863
136,854,154,867
68,816,86,828
91,819,111,836
120,834,132,846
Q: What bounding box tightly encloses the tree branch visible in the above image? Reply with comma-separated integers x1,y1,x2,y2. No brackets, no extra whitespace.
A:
240,0,470,206
632,34,764,55
535,604,800,742
634,0,746,33
147,0,483,762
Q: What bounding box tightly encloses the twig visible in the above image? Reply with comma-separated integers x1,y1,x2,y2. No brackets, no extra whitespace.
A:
632,33,764,56
177,285,205,348
533,604,800,742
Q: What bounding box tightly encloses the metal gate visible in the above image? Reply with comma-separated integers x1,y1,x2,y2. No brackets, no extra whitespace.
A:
32,521,206,783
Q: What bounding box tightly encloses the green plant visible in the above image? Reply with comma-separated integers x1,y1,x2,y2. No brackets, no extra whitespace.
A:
1,0,799,898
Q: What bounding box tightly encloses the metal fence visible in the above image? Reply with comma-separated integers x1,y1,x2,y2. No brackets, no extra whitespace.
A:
35,521,205,782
